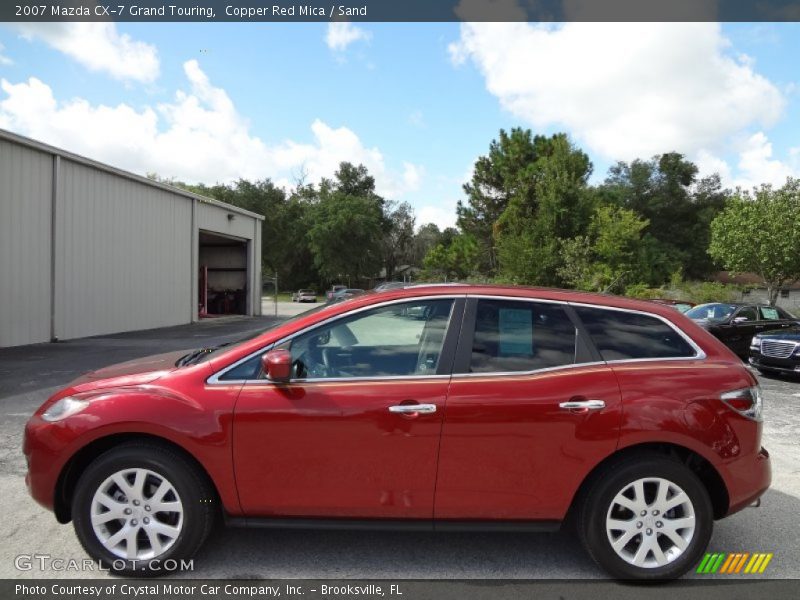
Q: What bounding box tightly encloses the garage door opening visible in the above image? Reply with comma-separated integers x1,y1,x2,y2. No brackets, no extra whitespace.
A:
198,231,249,317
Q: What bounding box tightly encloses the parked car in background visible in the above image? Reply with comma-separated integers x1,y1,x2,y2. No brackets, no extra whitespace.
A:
374,281,407,292
326,285,347,301
649,299,696,313
685,302,799,358
749,327,800,377
291,289,317,303
327,288,365,303
24,284,770,580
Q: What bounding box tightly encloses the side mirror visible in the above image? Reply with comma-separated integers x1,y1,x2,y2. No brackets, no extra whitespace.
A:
262,349,292,382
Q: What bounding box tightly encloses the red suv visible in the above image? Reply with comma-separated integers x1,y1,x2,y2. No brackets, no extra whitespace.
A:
23,285,770,579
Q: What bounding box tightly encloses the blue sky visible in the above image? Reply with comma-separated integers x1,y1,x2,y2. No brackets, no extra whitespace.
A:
1,21,799,229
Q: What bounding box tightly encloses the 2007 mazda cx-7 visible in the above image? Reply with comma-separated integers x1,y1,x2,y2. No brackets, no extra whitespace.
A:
24,285,771,579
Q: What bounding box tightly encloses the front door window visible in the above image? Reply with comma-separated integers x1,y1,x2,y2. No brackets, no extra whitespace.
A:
286,299,455,379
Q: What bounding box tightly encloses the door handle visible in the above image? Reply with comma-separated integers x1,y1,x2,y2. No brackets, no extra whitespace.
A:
389,404,437,414
559,399,605,411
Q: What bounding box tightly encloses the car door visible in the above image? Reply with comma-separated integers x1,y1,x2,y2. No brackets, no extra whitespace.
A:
231,296,464,519
434,297,622,521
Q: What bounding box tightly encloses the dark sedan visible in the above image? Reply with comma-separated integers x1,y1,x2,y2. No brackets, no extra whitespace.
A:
750,327,800,376
685,302,799,357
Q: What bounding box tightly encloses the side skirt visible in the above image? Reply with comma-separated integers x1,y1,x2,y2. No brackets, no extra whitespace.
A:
224,517,561,533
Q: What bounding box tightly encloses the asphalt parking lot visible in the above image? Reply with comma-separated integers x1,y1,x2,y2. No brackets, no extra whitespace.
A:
0,313,798,579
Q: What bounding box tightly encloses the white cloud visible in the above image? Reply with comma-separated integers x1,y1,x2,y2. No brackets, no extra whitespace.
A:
325,22,371,52
417,201,458,231
0,42,12,66
402,163,423,192
15,23,159,83
449,22,784,162
697,132,799,190
0,60,420,198
268,119,423,197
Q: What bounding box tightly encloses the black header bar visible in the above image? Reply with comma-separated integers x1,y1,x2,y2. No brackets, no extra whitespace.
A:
3,0,800,23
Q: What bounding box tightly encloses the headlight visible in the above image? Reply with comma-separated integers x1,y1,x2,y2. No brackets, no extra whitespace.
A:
750,336,761,350
41,397,90,422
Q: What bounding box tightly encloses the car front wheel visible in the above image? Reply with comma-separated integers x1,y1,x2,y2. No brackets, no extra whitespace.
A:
71,442,215,576
578,455,713,580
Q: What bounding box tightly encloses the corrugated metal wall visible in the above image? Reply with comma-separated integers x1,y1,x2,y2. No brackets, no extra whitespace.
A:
0,131,263,347
0,139,53,346
54,160,193,340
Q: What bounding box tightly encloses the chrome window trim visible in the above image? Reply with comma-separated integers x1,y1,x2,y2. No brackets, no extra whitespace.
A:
451,360,608,379
208,293,706,385
207,294,466,385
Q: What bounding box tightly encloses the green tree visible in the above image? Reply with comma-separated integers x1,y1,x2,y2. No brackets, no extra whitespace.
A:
381,201,416,281
307,162,385,284
411,223,443,265
602,153,728,280
422,233,480,281
558,205,649,292
493,133,594,285
709,178,800,305
457,128,550,274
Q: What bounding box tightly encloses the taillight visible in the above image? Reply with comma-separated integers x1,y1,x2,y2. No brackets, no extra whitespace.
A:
720,386,763,421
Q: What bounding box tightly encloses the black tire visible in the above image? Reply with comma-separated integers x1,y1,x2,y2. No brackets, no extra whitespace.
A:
71,442,216,577
578,454,713,580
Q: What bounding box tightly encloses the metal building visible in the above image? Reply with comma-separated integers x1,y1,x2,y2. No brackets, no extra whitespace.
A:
0,129,263,348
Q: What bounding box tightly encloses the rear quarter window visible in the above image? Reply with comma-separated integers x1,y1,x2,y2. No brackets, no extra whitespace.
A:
574,306,697,361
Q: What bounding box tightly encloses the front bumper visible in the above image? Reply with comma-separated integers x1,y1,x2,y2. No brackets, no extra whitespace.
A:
749,352,800,374
22,415,68,514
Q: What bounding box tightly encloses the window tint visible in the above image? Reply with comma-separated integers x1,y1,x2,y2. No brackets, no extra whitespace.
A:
469,300,577,373
736,307,757,321
574,306,696,361
220,353,262,381
685,303,735,322
287,299,454,379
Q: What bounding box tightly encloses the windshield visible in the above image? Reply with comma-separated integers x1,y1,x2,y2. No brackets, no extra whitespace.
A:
182,303,332,366
685,303,737,323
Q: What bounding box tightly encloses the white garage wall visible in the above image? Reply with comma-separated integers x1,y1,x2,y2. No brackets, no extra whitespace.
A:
0,129,264,347
0,139,53,346
54,159,194,340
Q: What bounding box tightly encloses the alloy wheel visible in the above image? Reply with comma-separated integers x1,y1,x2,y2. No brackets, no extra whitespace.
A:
90,468,184,560
605,477,696,568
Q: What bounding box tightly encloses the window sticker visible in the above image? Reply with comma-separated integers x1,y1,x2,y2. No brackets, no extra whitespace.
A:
498,308,533,356
761,307,780,320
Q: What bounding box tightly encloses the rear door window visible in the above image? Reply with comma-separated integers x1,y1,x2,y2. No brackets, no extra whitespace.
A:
574,306,696,361
736,306,757,322
468,300,577,373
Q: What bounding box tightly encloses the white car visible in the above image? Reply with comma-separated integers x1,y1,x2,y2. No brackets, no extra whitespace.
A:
292,289,317,303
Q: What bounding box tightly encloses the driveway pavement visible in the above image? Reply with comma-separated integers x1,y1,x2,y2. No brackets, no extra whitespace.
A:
0,317,798,579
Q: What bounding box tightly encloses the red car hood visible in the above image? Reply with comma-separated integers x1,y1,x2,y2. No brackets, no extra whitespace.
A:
69,349,188,390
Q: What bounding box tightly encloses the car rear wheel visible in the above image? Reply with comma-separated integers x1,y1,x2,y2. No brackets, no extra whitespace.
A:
578,455,713,580
72,442,215,576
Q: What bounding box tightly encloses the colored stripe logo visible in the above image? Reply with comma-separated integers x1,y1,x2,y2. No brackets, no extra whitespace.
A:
696,552,773,574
